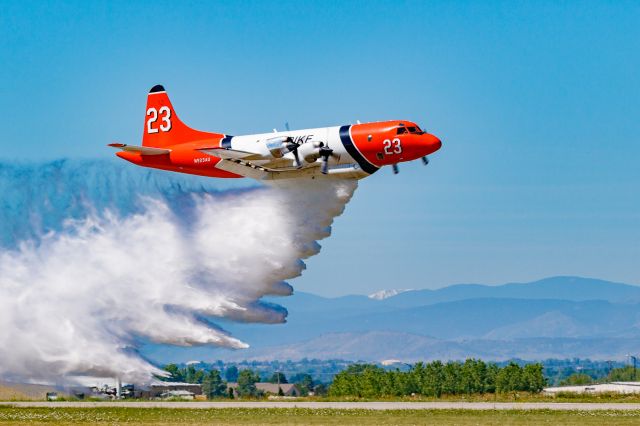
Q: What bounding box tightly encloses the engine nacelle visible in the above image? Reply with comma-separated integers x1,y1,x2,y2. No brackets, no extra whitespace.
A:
298,141,324,164
265,136,293,158
264,137,330,166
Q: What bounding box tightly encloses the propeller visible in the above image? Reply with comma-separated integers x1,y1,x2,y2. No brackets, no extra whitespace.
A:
281,122,304,168
284,137,302,168
278,121,339,172
422,156,429,166
318,142,339,174
319,146,333,174
392,164,399,175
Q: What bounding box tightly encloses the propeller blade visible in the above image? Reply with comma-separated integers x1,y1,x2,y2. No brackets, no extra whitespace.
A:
319,146,333,174
422,156,429,166
292,149,302,168
321,156,329,174
392,164,399,174
285,137,302,168
285,122,290,132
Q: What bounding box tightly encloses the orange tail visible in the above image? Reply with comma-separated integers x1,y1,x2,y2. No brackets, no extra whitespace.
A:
142,85,220,148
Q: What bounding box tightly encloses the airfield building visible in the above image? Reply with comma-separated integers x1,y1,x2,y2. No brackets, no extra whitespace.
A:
544,382,640,395
226,382,301,397
140,381,203,399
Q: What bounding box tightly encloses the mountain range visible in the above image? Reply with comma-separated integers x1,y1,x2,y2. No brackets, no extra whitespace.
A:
142,276,640,363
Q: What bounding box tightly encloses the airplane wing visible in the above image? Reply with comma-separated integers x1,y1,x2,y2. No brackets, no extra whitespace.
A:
211,155,366,180
197,147,263,161
108,143,171,155
211,156,317,180
197,147,323,179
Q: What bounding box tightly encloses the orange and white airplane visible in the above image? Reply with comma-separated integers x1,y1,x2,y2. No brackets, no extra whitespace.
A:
110,85,442,180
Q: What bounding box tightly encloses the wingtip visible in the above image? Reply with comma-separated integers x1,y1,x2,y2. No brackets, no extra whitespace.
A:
149,84,165,93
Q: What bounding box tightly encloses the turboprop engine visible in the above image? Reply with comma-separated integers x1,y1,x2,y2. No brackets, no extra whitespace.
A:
297,141,323,163
265,136,295,158
264,136,339,173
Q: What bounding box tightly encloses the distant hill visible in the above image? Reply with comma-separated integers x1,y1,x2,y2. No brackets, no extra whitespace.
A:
378,276,640,308
142,276,640,363
216,333,640,363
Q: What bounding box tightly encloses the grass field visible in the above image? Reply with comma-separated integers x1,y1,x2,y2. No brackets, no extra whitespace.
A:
1,407,640,425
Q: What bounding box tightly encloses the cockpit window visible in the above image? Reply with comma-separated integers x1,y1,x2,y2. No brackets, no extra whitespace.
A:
397,125,425,135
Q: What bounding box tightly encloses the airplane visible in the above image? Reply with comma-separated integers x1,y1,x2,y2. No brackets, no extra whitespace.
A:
109,85,442,180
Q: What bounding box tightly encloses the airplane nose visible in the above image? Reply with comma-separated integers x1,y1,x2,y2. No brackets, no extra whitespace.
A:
427,134,442,152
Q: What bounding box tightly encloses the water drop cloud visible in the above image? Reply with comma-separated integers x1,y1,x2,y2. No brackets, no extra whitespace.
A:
0,160,356,383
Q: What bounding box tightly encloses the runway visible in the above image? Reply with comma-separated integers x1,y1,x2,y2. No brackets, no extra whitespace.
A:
3,401,640,410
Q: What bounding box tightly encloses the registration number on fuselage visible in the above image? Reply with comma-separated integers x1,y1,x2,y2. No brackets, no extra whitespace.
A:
290,135,314,144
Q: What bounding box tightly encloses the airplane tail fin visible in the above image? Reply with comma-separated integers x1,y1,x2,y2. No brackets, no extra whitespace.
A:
142,85,220,148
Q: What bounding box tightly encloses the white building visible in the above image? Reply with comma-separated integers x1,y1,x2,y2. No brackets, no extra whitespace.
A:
159,390,195,400
544,382,640,395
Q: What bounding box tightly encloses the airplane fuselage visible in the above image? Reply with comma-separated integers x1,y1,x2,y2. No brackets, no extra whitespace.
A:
112,85,441,180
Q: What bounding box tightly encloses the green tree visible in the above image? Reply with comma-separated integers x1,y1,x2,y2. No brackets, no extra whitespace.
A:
237,369,260,398
608,366,638,382
202,369,227,398
380,369,398,397
327,359,551,399
461,359,486,394
442,362,463,395
329,364,373,397
523,363,546,392
484,363,499,393
313,383,328,396
163,364,185,382
329,364,414,398
559,372,593,386
185,365,197,383
496,362,524,394
423,361,445,397
292,374,314,396
268,372,288,384
225,365,239,382
183,365,205,384
358,365,382,397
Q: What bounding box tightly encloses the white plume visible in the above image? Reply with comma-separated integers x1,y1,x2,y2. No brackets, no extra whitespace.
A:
0,161,356,383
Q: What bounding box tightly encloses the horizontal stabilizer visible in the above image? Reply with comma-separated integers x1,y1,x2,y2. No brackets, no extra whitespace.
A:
108,143,171,156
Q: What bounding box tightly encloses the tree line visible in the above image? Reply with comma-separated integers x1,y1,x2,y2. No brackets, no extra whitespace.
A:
560,365,640,386
329,360,546,398
162,359,546,399
161,364,317,398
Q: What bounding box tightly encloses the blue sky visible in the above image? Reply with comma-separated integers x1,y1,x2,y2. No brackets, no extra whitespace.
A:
1,0,639,296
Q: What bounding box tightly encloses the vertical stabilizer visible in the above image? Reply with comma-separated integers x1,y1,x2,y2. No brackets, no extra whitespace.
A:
142,85,220,148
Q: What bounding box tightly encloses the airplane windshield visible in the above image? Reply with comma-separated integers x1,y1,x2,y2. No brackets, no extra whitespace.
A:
397,125,425,135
